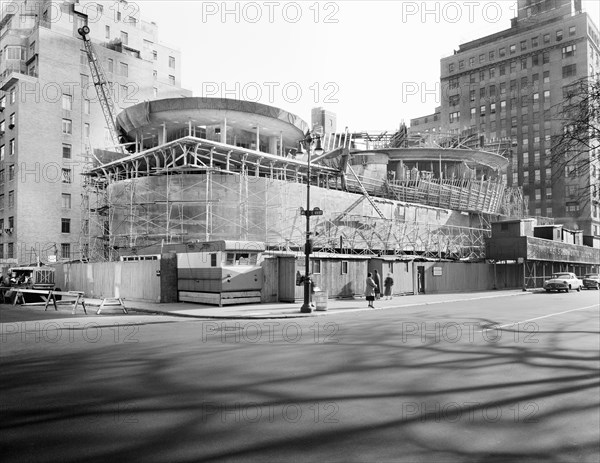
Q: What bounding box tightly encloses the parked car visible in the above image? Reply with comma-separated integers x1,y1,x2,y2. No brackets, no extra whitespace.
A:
543,272,583,293
582,273,600,290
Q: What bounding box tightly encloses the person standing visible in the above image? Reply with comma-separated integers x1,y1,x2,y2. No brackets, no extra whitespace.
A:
372,269,381,299
365,272,377,308
384,274,394,300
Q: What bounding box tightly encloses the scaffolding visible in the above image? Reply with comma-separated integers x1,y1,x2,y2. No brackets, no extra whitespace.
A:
81,134,522,260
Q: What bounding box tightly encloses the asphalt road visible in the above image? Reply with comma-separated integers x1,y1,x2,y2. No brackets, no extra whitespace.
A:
1,291,599,463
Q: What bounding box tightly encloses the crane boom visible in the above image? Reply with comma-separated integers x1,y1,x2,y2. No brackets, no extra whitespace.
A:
77,25,124,155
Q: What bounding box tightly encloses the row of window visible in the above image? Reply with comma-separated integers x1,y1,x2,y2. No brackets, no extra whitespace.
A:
449,91,552,123
448,26,576,73
449,60,577,91
0,243,71,259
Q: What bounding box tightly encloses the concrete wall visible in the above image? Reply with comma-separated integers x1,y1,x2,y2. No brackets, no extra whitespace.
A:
108,173,476,252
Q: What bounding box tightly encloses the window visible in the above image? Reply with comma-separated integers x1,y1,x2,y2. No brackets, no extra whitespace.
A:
61,244,71,259
542,51,550,64
469,90,475,102
566,203,579,212
119,62,128,77
62,119,72,134
479,53,485,63
10,88,16,104
108,58,114,73
105,25,110,39
8,190,14,207
562,64,577,78
7,243,14,259
532,54,539,66
0,96,5,109
153,70,157,80
62,144,71,159
562,44,576,58
312,259,321,274
0,145,4,161
61,218,71,233
80,50,87,66
470,107,476,118
480,105,486,117
569,26,576,37
80,74,89,87
84,99,90,115
510,61,516,73
479,70,485,81
152,50,158,60
544,90,550,99
509,44,516,54
490,102,496,114
489,50,495,60
62,193,71,209
499,47,506,58
480,87,486,98
470,73,476,84
6,46,25,60
521,58,527,70
62,94,72,111
500,63,506,76
556,30,563,41
531,36,539,47
341,261,348,275
520,40,527,51
9,139,15,156
449,111,460,123
500,82,506,94
29,41,36,58
168,75,175,86
543,71,550,83
500,100,506,111
489,85,496,97
543,33,550,44
533,92,539,102
489,68,495,79
84,123,90,138
121,31,128,45
0,194,3,210
449,95,460,106
62,168,72,183
169,56,176,68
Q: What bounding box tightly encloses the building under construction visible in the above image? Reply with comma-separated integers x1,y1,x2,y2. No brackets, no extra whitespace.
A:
81,97,524,262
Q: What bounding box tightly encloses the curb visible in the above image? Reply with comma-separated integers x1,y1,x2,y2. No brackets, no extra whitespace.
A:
128,290,534,320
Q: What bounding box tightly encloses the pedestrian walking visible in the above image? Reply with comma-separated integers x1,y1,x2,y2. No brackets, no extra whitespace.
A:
384,274,394,300
372,269,381,299
365,272,377,308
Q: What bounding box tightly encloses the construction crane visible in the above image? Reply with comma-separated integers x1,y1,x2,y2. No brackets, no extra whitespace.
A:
77,25,124,155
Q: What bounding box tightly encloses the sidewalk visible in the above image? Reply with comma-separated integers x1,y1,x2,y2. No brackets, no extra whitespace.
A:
126,289,533,319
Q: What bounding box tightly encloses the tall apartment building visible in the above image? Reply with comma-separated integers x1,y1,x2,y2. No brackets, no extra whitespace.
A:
0,0,191,265
439,0,600,235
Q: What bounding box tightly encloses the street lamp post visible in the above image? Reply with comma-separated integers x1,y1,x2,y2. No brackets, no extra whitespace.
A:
299,131,324,313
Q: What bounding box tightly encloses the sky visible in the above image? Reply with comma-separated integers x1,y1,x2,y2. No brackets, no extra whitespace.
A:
138,0,600,132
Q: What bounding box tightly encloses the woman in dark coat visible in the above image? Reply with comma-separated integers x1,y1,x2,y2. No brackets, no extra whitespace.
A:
365,272,377,308
372,269,381,299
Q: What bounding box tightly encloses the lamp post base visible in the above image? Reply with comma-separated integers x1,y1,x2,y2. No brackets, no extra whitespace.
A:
300,303,314,313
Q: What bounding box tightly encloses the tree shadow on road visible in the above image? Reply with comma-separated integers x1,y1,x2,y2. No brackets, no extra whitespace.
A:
1,310,599,463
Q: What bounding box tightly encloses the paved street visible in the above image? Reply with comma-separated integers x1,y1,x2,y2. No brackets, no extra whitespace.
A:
1,290,599,462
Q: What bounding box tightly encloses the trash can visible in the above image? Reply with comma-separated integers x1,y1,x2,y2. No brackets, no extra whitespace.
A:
313,290,328,311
